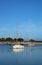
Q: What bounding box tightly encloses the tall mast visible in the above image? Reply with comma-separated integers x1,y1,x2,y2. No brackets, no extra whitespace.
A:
16,22,18,44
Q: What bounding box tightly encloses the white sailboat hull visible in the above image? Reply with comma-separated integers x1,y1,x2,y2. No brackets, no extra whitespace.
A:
13,45,24,49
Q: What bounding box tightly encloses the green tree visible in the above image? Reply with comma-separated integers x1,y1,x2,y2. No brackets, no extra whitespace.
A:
5,38,13,42
1,38,5,41
14,38,24,42
18,38,24,42
29,39,35,42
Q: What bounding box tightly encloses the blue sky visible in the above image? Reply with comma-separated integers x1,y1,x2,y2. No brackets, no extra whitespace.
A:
0,0,42,40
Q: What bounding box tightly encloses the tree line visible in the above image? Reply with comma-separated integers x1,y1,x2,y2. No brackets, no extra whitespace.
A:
0,38,42,42
0,38,24,42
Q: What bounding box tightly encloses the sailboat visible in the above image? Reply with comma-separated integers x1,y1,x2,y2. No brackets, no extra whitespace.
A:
13,23,24,49
13,44,24,49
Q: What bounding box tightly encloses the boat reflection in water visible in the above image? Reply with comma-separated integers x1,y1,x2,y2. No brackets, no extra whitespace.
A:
12,48,24,65
13,48,24,53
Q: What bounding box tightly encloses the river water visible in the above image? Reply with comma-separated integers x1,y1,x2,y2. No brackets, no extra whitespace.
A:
0,44,42,65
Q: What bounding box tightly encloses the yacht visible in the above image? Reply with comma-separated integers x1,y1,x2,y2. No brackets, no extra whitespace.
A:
13,44,24,49
13,23,24,49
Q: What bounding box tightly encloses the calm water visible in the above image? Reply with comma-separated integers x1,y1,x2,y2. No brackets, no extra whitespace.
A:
0,44,42,65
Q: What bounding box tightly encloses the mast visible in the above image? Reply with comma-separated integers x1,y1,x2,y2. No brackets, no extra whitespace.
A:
16,22,18,44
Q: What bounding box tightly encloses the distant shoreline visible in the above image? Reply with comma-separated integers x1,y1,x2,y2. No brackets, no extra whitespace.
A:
0,41,42,46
